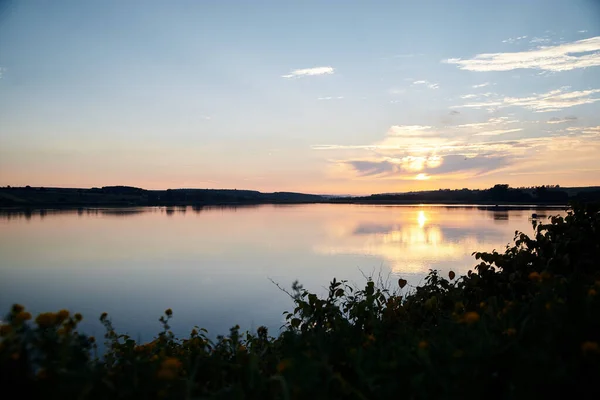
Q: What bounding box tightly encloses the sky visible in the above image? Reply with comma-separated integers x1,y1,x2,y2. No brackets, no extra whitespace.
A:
1,0,599,195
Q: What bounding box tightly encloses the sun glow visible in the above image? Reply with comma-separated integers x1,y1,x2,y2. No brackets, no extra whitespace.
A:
417,210,427,228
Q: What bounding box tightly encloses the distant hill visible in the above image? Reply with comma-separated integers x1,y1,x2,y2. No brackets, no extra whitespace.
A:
1,184,598,208
0,186,324,207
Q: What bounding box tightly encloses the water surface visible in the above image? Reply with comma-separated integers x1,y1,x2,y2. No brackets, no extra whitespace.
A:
0,204,564,340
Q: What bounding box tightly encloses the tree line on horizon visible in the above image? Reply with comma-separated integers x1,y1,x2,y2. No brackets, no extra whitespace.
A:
1,184,600,207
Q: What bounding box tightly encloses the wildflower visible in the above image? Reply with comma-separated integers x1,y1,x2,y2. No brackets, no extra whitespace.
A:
398,279,407,289
157,368,177,380
15,311,32,323
190,328,198,336
11,352,20,360
151,355,159,361
56,310,69,323
100,312,108,321
161,357,182,370
479,302,486,309
545,302,552,311
453,349,464,358
74,313,83,322
503,328,517,337
88,336,96,344
36,369,48,380
418,340,428,350
541,271,552,281
277,359,292,373
448,271,456,280
12,304,24,314
367,334,376,342
165,309,173,317
589,289,597,297
463,311,480,324
0,324,12,336
238,345,247,352
35,312,57,328
529,271,541,282
581,341,599,355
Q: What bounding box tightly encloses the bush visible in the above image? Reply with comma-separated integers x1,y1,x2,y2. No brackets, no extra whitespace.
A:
1,203,599,399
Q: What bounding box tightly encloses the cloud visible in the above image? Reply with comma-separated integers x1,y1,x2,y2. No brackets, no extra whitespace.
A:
472,128,523,136
281,66,334,78
413,80,439,89
456,117,518,129
317,96,344,100
530,37,551,44
454,88,600,112
449,110,461,115
547,116,578,124
502,35,528,44
444,36,600,72
472,82,491,88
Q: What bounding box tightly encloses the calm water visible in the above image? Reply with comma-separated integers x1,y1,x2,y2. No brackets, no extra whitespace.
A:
0,204,564,341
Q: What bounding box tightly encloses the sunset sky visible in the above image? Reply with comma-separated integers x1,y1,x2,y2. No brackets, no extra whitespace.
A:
1,0,599,195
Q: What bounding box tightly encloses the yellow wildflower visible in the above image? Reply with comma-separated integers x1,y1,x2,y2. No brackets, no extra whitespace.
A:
151,355,159,361
74,313,83,322
453,349,464,358
157,368,177,380
528,271,541,282
503,328,517,337
0,324,12,336
479,302,486,309
165,309,173,317
161,357,182,370
277,359,292,373
545,302,552,311
100,312,108,321
36,369,48,380
15,311,32,323
56,309,69,323
190,328,198,336
88,336,96,344
589,289,597,297
418,340,428,350
463,311,480,324
367,334,376,342
12,304,24,313
540,271,552,281
581,341,599,355
35,312,57,328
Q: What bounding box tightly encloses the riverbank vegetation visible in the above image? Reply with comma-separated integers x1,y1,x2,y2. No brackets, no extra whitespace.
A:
1,203,599,399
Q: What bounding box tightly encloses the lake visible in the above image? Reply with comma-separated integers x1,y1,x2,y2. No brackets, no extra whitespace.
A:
0,204,565,342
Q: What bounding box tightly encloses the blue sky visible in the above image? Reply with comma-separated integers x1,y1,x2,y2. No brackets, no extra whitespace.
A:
1,0,599,194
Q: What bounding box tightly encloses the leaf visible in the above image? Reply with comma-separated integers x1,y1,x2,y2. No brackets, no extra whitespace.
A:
398,279,407,289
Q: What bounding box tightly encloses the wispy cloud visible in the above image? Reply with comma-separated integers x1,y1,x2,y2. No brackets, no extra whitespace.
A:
456,117,518,129
444,36,600,72
454,88,600,112
281,66,334,78
413,80,439,89
317,96,344,100
502,35,528,44
547,116,578,124
472,82,491,88
473,128,523,136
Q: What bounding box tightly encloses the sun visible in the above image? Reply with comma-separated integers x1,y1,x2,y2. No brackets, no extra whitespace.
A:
415,173,430,180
